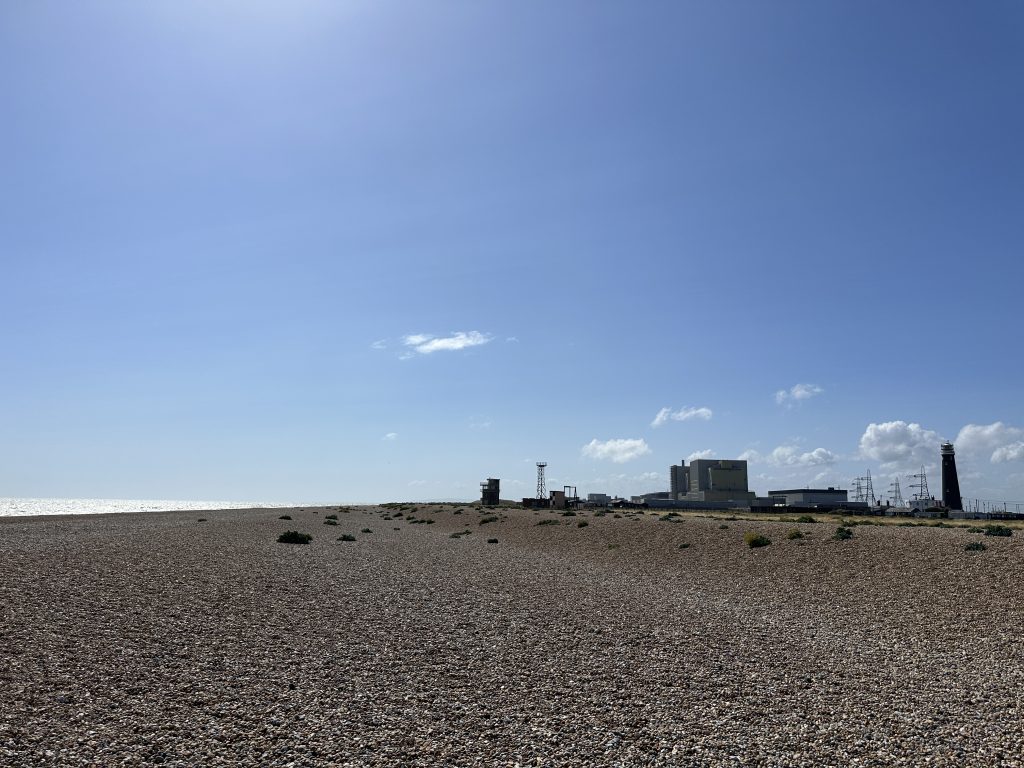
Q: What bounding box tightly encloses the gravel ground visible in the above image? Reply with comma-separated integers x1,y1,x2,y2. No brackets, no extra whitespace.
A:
2,505,1024,767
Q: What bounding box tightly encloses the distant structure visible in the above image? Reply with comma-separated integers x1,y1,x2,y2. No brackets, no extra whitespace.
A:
768,488,849,506
909,466,930,501
669,463,689,498
888,478,905,507
683,459,755,504
941,441,963,511
480,478,500,506
536,462,547,500
587,493,611,505
853,470,876,505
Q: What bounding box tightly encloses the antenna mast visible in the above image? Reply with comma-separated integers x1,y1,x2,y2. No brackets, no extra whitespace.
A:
536,462,547,500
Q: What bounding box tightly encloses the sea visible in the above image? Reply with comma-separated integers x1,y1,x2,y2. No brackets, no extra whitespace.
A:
0,497,318,517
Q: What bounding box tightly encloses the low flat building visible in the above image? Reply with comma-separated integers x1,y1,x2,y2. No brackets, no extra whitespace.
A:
768,488,848,506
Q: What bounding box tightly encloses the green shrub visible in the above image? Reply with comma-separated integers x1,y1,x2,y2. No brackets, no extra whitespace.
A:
786,529,804,540
325,514,338,520
361,528,372,534
487,538,498,544
719,524,729,530
678,543,691,549
608,543,620,549
834,526,854,540
278,531,312,544
966,540,987,552
744,532,771,548
561,510,577,517
338,534,356,542
278,515,292,520
324,519,338,526
577,520,589,528
796,515,817,524
197,518,208,522
536,519,560,526
479,516,498,525
984,525,1013,537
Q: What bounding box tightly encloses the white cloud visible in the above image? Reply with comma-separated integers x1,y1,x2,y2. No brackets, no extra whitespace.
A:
581,438,652,464
383,432,397,441
506,336,519,343
402,331,493,355
651,406,713,428
742,445,837,467
370,339,387,350
686,449,716,461
775,383,824,406
859,421,940,467
956,422,1024,463
993,443,1024,463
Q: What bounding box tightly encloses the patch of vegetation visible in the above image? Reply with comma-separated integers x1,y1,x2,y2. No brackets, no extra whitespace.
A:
479,516,499,526
577,520,589,528
561,510,577,517
278,515,292,520
325,514,338,520
487,538,499,544
796,515,817,524
786,529,804,540
337,534,356,542
197,518,208,522
278,531,312,544
834,526,854,541
983,525,1013,537
450,531,472,539
536,519,560,527
613,514,622,519
719,524,729,530
324,519,338,526
607,543,620,549
966,540,987,552
744,532,771,548
360,528,373,534
678,543,690,549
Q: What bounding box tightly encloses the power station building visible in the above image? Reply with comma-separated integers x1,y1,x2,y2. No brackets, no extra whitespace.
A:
667,458,756,504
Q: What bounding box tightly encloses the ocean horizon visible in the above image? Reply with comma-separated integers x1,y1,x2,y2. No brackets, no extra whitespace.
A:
0,497,326,517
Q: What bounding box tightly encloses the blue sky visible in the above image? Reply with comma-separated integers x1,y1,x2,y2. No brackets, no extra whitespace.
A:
2,1,1022,504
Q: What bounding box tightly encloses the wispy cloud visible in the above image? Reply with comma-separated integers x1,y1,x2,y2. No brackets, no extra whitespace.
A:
370,339,387,350
686,449,716,461
581,438,652,464
402,331,493,356
742,445,837,467
775,383,823,406
651,406,713,428
383,432,397,441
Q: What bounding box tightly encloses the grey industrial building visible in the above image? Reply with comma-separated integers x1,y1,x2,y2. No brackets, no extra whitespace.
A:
768,488,849,506
667,458,756,504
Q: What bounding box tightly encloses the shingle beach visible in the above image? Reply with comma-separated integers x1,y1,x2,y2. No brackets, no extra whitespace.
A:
2,505,1023,767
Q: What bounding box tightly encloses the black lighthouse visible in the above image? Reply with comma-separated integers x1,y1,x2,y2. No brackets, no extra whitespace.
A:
940,441,963,511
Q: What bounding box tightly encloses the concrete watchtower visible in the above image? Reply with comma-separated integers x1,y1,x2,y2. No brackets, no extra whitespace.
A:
940,442,963,511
